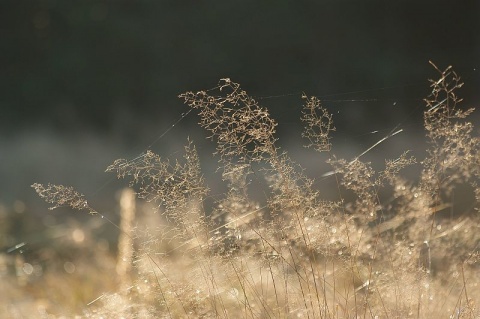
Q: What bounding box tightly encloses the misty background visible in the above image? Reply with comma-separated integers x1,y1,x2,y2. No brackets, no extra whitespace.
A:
1,1,479,224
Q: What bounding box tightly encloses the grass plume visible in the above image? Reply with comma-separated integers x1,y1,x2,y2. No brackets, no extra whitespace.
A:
30,62,480,318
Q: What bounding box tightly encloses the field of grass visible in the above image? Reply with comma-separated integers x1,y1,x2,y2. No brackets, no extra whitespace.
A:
2,62,480,318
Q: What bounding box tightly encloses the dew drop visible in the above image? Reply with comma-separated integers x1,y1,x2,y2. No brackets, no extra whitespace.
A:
64,262,75,274
23,263,34,275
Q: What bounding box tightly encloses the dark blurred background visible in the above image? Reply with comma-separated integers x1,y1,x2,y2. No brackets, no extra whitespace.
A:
1,0,479,218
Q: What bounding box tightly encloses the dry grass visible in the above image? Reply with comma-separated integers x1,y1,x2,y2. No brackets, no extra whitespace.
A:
24,62,480,318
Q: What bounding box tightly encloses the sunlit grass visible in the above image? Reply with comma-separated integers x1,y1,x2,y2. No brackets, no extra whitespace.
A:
4,62,479,318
